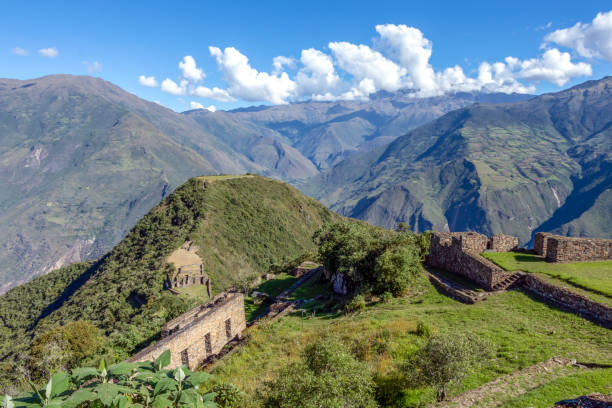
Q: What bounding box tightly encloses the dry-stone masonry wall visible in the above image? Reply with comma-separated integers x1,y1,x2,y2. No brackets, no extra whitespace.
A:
533,232,552,257
534,232,612,262
426,232,511,290
546,236,612,262
488,234,518,252
129,292,246,370
523,274,612,324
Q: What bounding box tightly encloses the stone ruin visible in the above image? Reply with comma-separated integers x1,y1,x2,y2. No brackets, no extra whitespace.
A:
487,234,518,252
426,231,514,290
426,231,612,325
129,292,246,370
166,241,212,298
534,232,612,262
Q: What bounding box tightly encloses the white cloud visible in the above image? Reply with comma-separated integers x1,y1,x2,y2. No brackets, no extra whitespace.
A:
139,75,158,87
273,56,296,73
510,48,592,86
329,41,405,92
179,56,205,81
209,46,297,104
295,48,342,98
84,61,102,73
161,78,187,95
545,10,612,60
375,24,437,94
190,101,204,109
12,47,28,56
206,105,216,112
38,47,59,58
191,85,235,102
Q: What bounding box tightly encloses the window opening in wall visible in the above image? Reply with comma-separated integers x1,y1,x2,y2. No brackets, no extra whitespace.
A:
225,318,232,339
204,333,212,355
181,349,189,366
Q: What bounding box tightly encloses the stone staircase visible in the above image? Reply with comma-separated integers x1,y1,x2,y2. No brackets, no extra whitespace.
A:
428,271,491,304
491,272,525,291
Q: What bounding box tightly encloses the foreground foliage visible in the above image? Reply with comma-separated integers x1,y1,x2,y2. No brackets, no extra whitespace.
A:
1,350,219,408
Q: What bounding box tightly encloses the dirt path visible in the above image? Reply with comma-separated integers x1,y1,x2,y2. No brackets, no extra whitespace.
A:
436,357,585,408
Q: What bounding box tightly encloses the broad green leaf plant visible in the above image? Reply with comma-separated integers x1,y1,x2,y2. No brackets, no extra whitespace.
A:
2,350,219,407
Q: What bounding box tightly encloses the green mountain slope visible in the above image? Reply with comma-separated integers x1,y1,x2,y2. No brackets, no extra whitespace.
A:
0,75,529,292
306,77,612,244
0,175,341,379
0,75,270,292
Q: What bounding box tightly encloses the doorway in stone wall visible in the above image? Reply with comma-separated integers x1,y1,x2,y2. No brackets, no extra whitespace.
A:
181,349,189,366
225,319,232,339
204,333,212,355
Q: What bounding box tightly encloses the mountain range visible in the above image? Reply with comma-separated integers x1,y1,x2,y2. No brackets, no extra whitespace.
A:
0,74,529,292
306,77,612,245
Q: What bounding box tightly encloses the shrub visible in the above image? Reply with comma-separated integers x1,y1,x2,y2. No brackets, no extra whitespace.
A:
344,294,366,314
212,383,244,407
262,338,377,408
405,333,490,401
380,292,393,303
415,321,432,338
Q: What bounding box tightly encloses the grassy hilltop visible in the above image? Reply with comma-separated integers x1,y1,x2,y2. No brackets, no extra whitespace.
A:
0,175,341,387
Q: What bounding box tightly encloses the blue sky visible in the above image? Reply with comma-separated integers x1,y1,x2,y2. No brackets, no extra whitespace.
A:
2,0,612,112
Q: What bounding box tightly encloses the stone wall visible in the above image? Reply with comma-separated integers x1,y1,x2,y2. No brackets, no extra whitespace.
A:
533,232,552,257
426,232,510,290
129,292,246,370
523,274,612,324
546,236,612,262
488,234,518,252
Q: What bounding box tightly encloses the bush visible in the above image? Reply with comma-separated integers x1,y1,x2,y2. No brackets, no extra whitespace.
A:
315,221,422,296
262,338,377,408
212,383,244,407
344,294,366,314
405,333,490,401
415,321,432,338
380,291,393,303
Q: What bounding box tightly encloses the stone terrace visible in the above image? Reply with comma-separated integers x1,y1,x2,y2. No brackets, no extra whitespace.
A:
534,232,612,262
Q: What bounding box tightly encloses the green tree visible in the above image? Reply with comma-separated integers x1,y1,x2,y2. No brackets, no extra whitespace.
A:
406,333,490,401
263,338,378,408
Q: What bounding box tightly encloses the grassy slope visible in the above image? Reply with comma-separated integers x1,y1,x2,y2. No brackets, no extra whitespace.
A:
482,252,612,304
0,175,341,372
211,273,612,407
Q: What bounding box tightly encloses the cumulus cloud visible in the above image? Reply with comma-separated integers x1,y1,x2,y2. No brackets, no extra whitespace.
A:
295,48,342,98
179,56,205,81
509,48,592,86
273,56,296,73
12,47,28,56
189,101,204,109
161,78,187,95
145,20,599,105
38,47,59,58
83,61,102,73
329,42,405,92
545,10,612,60
139,75,158,87
375,24,437,94
191,85,235,102
209,46,297,104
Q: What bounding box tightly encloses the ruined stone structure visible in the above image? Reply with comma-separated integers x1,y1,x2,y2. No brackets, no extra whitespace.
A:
426,232,513,290
427,231,612,325
488,234,518,252
523,274,612,324
166,241,211,297
534,232,612,262
129,292,246,370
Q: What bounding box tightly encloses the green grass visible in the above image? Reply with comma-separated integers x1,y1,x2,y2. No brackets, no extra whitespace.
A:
500,368,612,407
173,284,211,301
256,273,298,298
482,252,612,303
211,272,612,407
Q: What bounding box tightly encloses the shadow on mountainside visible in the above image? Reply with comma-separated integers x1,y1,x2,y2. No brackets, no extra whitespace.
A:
532,161,612,241
28,259,102,330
